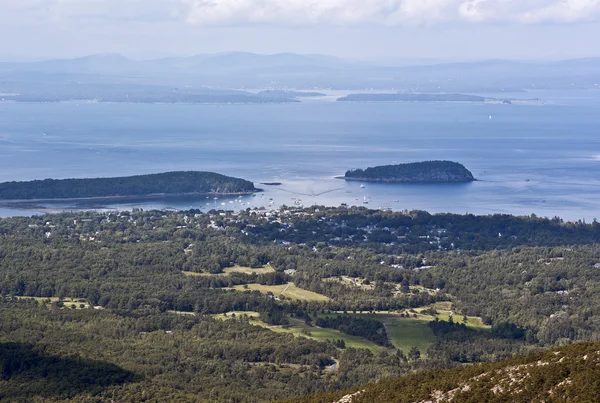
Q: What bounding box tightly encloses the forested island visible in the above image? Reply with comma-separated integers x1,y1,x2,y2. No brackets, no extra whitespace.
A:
337,93,512,103
0,85,304,104
344,161,476,183
0,171,259,201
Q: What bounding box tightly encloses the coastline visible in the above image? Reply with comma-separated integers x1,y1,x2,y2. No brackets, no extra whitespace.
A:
339,176,476,184
0,190,261,207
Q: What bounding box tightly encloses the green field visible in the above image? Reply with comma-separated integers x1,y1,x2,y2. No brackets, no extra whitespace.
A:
333,306,489,354
375,315,434,353
231,283,329,302
214,312,382,352
212,304,489,355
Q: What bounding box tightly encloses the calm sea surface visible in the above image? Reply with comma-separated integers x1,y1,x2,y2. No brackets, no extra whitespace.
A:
1,90,600,220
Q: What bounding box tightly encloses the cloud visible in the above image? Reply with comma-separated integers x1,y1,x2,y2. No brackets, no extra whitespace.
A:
181,0,600,26
0,0,184,24
1,0,599,27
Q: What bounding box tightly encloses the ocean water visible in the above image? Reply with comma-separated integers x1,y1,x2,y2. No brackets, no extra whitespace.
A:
1,90,600,220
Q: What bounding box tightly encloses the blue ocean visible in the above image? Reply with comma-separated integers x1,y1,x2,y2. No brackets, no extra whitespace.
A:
1,90,600,220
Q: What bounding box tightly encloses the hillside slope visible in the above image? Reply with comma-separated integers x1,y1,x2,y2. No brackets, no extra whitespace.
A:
287,342,600,403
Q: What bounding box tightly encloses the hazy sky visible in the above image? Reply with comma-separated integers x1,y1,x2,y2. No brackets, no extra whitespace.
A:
0,0,599,61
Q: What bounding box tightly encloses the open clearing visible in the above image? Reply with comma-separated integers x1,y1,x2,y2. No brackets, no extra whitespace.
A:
414,301,490,330
182,271,214,277
222,265,275,275
338,305,489,353
214,312,382,352
199,299,489,355
183,265,276,277
232,283,329,302
323,276,438,296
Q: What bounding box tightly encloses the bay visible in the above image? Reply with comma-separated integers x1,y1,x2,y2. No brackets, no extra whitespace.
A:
1,90,600,220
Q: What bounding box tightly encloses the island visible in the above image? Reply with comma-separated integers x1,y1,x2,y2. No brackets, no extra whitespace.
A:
0,171,259,201
344,161,476,183
337,93,512,104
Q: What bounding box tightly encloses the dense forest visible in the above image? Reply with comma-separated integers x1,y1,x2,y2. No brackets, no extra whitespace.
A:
1,206,600,401
344,161,475,183
0,171,258,200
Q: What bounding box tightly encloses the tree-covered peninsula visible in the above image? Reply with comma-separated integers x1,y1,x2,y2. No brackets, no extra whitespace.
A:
0,171,258,201
345,161,475,183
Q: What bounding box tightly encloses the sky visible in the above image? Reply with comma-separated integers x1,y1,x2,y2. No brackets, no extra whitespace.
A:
0,0,599,61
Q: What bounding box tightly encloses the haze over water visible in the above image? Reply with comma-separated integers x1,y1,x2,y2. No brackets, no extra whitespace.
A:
1,89,600,220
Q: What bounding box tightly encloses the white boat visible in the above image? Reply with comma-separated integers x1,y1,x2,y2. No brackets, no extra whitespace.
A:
360,184,365,188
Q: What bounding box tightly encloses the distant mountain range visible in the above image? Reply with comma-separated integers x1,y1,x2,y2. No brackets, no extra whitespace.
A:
1,52,599,98
0,52,352,76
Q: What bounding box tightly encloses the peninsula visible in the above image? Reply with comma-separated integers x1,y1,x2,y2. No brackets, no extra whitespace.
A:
344,161,476,183
0,171,259,201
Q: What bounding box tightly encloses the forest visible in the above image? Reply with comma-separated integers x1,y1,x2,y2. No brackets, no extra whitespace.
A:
0,171,258,200
1,206,600,401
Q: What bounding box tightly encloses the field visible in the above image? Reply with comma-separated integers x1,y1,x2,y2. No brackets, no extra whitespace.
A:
222,265,276,275
208,302,489,355
414,301,490,329
183,265,276,277
231,283,329,302
214,312,382,352
336,304,489,353
357,314,435,353
16,296,90,309
323,276,438,296
182,271,214,277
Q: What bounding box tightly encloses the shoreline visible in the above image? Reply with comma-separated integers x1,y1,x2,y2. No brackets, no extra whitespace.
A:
0,190,261,206
338,176,477,184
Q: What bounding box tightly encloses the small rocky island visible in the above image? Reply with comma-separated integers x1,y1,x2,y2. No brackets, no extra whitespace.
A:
0,171,259,201
344,161,475,183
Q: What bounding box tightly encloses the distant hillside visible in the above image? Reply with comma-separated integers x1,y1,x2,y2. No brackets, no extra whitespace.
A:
0,171,258,201
287,342,600,403
345,161,475,183
2,53,599,92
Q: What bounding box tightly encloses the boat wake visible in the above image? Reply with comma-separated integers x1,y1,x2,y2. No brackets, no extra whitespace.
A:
276,187,345,197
